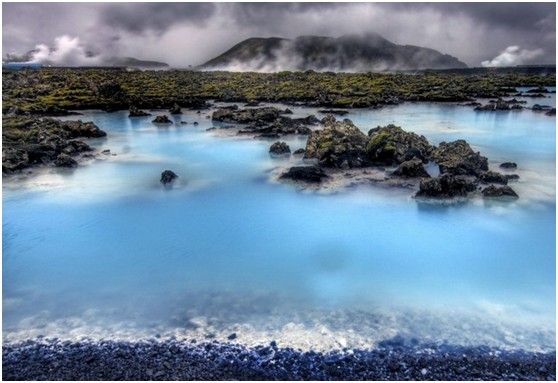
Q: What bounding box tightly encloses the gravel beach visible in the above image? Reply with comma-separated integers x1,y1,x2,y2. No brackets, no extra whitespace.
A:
3,338,555,380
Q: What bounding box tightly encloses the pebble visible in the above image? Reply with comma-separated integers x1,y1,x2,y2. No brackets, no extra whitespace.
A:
2,338,555,380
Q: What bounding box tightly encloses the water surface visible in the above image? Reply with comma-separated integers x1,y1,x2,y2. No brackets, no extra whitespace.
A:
3,95,556,352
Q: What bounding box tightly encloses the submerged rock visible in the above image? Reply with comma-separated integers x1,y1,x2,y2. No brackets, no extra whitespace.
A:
319,109,349,116
280,166,328,183
152,115,172,124
392,158,430,178
482,185,518,198
366,124,433,165
500,162,517,169
269,141,291,156
128,105,151,117
479,170,508,185
169,103,182,114
545,108,556,116
293,148,306,155
305,116,368,168
416,174,477,198
431,140,488,176
160,170,178,185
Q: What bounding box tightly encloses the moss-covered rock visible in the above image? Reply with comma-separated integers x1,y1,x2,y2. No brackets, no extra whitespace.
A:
366,124,433,165
304,116,368,168
431,140,488,176
2,116,106,174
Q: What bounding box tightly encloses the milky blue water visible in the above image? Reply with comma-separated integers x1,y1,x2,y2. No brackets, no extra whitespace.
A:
3,92,556,351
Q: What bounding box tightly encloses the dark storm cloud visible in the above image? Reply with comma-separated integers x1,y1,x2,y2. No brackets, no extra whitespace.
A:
2,2,555,67
99,3,216,34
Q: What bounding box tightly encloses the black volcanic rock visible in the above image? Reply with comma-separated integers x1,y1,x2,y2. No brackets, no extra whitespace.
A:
431,140,488,176
392,158,430,178
280,166,328,183
482,185,518,198
416,174,477,198
129,105,151,117
152,115,172,124
201,33,467,72
269,141,291,155
160,170,178,185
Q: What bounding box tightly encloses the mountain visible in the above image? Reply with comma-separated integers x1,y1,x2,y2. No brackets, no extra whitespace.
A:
103,57,169,68
201,33,467,72
3,50,168,69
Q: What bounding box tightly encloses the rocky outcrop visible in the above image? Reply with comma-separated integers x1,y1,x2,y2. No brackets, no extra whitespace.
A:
212,106,281,124
2,116,106,174
482,185,518,198
431,140,488,176
160,170,178,185
392,158,430,178
416,174,477,198
152,115,172,124
213,106,316,138
304,117,368,168
474,99,523,111
279,166,328,183
545,108,556,116
128,105,151,117
269,142,291,156
366,124,433,165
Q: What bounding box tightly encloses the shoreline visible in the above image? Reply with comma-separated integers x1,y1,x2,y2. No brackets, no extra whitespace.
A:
3,338,555,380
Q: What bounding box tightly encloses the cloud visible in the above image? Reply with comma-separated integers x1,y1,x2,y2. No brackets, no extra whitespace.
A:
481,46,545,67
2,3,556,67
28,35,101,66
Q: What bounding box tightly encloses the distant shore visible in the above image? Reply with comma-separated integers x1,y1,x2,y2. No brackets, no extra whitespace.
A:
3,338,555,380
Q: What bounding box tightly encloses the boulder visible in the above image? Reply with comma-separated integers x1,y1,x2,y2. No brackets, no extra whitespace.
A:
293,148,306,155
366,124,433,165
430,140,488,176
280,166,328,183
482,185,518,198
53,153,78,168
304,117,368,168
160,170,178,185
479,170,508,185
212,106,281,124
416,174,477,198
546,108,556,116
392,158,430,178
169,104,182,114
269,141,291,156
500,162,517,169
152,115,172,124
129,105,151,117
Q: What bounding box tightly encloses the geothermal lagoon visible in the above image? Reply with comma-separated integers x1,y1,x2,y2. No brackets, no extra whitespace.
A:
3,95,556,357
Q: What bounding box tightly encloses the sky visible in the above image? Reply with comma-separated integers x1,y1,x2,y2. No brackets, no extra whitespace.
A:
2,2,556,68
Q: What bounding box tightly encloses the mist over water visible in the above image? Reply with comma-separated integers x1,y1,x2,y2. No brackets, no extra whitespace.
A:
3,96,556,352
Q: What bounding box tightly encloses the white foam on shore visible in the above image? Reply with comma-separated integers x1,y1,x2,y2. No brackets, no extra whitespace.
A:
3,292,555,353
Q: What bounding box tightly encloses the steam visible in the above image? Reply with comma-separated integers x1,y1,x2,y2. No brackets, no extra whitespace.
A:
30,35,101,66
481,45,544,67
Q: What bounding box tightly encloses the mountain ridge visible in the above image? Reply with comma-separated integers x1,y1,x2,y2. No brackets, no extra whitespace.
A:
201,33,467,72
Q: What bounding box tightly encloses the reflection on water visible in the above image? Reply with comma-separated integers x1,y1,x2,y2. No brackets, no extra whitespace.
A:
3,97,556,351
